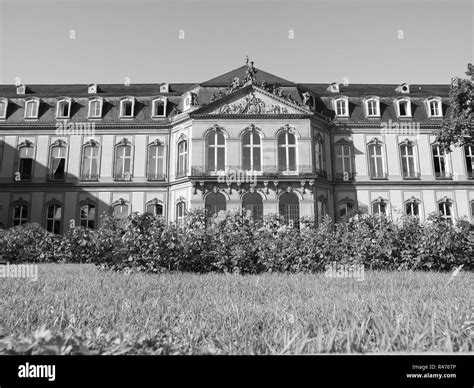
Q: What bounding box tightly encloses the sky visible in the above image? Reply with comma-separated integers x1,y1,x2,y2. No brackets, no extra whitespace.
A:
0,0,472,85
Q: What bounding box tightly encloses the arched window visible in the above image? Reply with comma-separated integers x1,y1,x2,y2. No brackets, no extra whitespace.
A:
49,141,67,180
405,198,420,217
396,98,411,117
427,98,442,117
335,139,354,180
112,199,129,219
278,131,296,172
334,97,348,117
317,196,327,223
177,139,188,178
372,198,388,216
365,97,380,117
367,139,386,179
12,200,29,226
438,199,453,222
81,140,100,180
400,140,418,179
56,98,71,119
17,141,34,180
205,192,227,216
464,144,474,179
0,98,8,119
279,192,299,227
147,141,165,180
314,136,324,174
25,99,39,118
206,131,225,172
146,200,164,216
152,98,167,117
46,201,62,234
114,139,133,180
242,130,261,171
120,98,135,118
80,203,96,229
338,199,354,220
176,201,186,223
88,98,103,118
242,192,263,221
432,144,451,179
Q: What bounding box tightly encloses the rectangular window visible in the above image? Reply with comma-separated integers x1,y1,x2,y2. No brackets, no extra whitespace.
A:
432,145,450,179
0,101,7,118
465,145,474,178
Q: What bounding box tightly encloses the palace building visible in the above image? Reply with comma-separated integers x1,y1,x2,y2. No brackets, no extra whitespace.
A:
0,62,473,232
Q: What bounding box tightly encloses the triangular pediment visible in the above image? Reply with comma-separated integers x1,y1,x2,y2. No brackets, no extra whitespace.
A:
194,85,312,116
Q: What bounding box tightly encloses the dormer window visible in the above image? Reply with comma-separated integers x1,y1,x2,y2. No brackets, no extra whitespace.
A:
152,98,167,117
120,98,135,118
365,97,380,117
396,98,411,117
334,97,349,117
160,83,169,93
396,83,410,94
88,98,103,118
427,98,442,118
24,99,39,119
0,98,8,119
56,98,71,119
16,84,26,94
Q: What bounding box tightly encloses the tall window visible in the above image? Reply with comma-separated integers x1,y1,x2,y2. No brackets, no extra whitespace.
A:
56,99,71,118
176,201,186,223
206,131,225,172
400,141,417,178
147,142,165,180
397,99,411,117
438,200,453,222
242,192,263,221
366,98,380,117
25,100,39,118
205,192,227,216
428,99,442,117
315,139,324,173
18,144,34,180
335,98,348,116
80,204,96,229
46,203,62,234
113,200,129,219
50,143,66,180
242,131,261,171
177,140,188,177
12,202,28,226
279,192,299,227
278,131,296,171
372,199,387,216
0,99,8,119
81,142,100,180
368,141,385,179
146,201,164,216
317,196,327,223
88,98,102,118
432,144,450,179
120,98,134,118
114,141,132,180
339,201,354,220
152,99,166,117
470,201,474,221
405,199,420,217
465,144,474,178
335,141,353,179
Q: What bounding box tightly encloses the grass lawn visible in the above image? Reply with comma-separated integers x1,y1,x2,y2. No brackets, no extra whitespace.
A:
0,264,472,354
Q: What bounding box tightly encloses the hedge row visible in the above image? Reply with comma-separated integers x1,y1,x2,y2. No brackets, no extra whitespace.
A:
0,209,472,273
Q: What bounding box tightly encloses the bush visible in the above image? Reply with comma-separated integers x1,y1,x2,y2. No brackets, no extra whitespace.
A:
0,210,471,272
